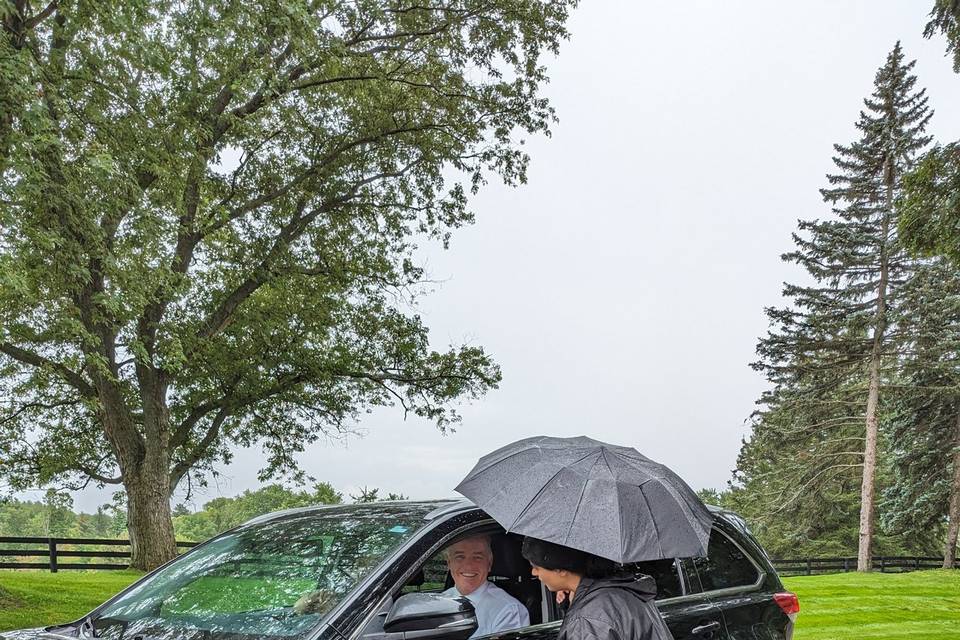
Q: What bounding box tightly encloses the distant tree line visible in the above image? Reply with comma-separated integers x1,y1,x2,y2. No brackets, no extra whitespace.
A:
716,3,960,571
0,482,407,544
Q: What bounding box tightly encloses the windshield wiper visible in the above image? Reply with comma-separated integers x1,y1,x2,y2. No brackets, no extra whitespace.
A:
79,616,98,639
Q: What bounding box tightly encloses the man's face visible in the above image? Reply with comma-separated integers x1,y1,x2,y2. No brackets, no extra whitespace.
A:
446,537,493,595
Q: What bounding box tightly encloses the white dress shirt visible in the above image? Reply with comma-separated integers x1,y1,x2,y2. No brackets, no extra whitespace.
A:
442,580,530,637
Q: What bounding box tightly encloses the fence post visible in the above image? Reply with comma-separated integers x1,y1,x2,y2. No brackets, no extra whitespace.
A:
915,557,920,571
806,558,812,576
879,557,885,573
49,538,58,573
843,558,849,572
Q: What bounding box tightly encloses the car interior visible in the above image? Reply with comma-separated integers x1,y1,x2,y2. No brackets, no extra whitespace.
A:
403,527,683,624
401,526,551,625
400,524,685,631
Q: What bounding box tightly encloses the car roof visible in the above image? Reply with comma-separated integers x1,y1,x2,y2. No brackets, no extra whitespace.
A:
237,497,473,528
239,498,731,528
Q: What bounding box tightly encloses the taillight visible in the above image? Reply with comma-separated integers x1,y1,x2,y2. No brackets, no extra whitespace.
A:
774,591,800,617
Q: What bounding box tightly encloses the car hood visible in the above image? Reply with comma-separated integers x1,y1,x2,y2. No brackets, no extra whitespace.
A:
0,629,76,640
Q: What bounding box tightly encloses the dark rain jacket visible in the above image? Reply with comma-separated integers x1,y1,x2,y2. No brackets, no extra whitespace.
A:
557,575,675,640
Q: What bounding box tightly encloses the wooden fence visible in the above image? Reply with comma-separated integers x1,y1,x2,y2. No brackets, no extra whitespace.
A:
0,537,949,576
0,536,198,572
771,556,946,575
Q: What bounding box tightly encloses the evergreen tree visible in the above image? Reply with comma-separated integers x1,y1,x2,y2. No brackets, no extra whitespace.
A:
347,486,406,502
727,383,929,559
749,43,932,570
881,261,960,567
900,4,960,259
925,1,960,72
891,2,960,569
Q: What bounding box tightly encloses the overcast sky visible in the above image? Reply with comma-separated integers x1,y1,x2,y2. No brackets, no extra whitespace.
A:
42,1,960,513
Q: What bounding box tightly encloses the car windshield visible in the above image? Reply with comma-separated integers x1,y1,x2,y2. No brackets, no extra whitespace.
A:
88,503,442,640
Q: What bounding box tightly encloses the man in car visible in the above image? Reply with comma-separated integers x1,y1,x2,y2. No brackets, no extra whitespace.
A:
442,534,530,637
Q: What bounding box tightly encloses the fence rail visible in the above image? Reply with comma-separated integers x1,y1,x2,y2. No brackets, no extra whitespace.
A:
0,536,198,572
0,537,949,576
771,555,945,575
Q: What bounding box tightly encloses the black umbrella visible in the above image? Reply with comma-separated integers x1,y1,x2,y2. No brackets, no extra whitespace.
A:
454,435,713,563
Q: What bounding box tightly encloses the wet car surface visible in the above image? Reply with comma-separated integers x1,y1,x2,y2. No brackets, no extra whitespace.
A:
1,500,797,640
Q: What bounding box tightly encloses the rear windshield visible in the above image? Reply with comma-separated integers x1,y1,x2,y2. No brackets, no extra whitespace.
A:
88,503,440,640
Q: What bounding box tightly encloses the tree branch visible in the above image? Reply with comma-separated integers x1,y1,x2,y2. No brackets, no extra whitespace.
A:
0,398,81,426
169,407,231,492
337,369,474,386
23,1,58,30
218,123,436,231
76,465,123,485
198,158,422,342
0,342,95,397
170,400,224,453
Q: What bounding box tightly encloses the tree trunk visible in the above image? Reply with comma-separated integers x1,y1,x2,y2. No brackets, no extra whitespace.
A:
126,461,178,571
858,350,881,572
944,411,960,569
121,363,177,571
94,377,176,571
859,157,894,573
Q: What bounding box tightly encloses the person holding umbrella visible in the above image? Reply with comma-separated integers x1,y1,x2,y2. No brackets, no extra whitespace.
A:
520,537,674,640
456,436,713,640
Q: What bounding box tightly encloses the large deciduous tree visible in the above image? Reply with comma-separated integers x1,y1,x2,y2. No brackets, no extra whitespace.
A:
0,0,575,569
750,43,932,571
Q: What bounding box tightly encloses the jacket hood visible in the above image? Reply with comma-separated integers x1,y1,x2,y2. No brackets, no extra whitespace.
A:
575,574,657,604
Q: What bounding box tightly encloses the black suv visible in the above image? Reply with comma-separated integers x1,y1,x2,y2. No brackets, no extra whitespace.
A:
1,500,798,640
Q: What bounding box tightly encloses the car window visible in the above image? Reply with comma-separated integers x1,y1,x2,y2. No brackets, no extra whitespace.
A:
397,529,542,632
686,528,760,592
625,559,683,599
401,552,448,593
90,504,435,640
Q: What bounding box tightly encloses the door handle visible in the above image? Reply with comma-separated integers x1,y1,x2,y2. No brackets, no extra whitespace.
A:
691,620,722,635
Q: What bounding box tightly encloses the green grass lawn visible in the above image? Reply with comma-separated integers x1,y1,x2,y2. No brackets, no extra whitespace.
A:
783,569,960,640
0,570,142,632
162,576,316,613
1,569,958,636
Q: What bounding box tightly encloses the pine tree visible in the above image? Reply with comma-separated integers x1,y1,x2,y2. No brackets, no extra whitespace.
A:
750,43,932,571
882,261,960,567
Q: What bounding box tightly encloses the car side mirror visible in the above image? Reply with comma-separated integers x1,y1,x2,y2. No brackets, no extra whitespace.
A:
382,593,478,640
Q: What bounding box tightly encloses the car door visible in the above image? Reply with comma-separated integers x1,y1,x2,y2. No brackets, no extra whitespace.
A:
508,552,729,640
642,558,728,640
350,511,553,640
500,556,725,640
683,522,787,640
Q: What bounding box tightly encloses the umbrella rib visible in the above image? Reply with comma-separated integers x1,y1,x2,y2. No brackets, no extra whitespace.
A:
598,448,623,558
562,453,604,547
635,480,665,560
508,450,598,532
629,467,712,557
457,445,546,485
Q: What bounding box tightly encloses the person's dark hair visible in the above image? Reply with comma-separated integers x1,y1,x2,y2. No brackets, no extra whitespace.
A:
521,537,616,579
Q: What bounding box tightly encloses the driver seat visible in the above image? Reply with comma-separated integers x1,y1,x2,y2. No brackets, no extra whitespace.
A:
489,533,541,625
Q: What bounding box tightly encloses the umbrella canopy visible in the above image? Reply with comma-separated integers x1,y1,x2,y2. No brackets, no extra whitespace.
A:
454,435,713,563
